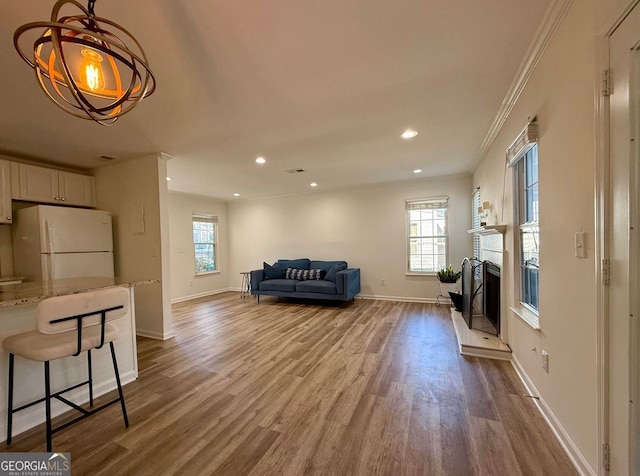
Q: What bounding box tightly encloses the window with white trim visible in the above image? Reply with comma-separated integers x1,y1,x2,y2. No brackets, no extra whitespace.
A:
472,188,481,259
406,197,448,273
515,145,539,311
192,213,218,274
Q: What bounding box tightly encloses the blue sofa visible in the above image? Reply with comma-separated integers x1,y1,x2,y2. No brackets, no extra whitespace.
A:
250,258,361,302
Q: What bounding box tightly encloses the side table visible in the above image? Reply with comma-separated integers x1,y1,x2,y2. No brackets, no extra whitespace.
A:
240,271,251,298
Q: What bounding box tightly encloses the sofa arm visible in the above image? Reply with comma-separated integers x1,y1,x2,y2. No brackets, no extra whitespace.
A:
336,268,361,299
250,269,264,294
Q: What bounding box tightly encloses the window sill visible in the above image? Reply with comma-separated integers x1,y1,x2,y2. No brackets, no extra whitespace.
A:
405,272,437,277
509,306,540,330
194,271,220,277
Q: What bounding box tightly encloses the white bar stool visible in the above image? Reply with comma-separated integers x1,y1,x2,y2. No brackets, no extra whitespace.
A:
3,287,131,451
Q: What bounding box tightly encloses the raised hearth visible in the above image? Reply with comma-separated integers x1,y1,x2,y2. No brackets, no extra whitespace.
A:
450,308,511,360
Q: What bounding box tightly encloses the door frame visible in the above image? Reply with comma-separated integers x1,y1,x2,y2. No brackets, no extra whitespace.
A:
596,1,640,473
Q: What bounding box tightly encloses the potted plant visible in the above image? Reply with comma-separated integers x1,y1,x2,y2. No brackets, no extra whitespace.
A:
436,264,461,297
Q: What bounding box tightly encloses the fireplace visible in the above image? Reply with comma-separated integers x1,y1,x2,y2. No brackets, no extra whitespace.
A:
461,258,500,336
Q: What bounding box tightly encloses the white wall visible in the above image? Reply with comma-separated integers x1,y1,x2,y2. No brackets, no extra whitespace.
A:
473,0,599,471
94,155,172,340
168,191,230,301
228,174,473,301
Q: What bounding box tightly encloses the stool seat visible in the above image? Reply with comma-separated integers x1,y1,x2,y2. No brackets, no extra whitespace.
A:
3,324,119,362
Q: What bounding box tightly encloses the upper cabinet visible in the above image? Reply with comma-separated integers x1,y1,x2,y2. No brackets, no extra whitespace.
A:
58,171,95,207
11,163,95,208
0,160,12,224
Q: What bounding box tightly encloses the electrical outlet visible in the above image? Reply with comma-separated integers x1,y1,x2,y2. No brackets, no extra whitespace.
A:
380,279,386,286
542,350,549,373
189,280,193,287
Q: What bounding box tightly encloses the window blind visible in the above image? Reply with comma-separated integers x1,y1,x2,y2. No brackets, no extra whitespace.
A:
506,118,538,168
193,213,218,223
405,197,448,210
472,188,481,259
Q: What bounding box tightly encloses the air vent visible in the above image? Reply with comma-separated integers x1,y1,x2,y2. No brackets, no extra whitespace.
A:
286,168,306,174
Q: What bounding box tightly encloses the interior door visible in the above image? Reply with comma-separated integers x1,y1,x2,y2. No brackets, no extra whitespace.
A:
609,3,640,473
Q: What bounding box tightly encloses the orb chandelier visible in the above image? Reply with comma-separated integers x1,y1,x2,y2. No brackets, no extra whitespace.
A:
14,0,156,125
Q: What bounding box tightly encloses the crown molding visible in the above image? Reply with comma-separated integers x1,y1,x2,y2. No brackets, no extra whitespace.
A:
473,0,574,167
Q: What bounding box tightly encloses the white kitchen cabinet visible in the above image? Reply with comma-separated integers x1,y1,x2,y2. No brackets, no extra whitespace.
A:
0,160,12,223
58,171,95,207
12,163,96,207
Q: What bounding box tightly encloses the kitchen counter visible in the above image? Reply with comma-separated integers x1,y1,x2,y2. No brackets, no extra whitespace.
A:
0,277,157,444
0,276,159,308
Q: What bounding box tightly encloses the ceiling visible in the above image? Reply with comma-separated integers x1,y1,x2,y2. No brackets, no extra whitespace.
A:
0,0,552,201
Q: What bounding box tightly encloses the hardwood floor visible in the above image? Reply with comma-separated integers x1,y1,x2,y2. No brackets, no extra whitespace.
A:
1,293,577,475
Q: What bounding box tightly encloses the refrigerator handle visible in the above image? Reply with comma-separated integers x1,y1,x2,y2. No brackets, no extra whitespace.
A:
44,254,53,282
44,220,54,254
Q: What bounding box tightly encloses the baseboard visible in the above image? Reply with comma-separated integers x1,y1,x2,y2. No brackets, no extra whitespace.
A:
358,294,438,303
170,287,232,304
510,355,596,476
1,369,137,444
171,290,439,305
135,328,173,340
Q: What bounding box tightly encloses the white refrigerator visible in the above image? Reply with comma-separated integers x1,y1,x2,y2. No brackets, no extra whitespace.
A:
13,205,114,282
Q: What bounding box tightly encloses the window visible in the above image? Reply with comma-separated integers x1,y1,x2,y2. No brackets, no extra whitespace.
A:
192,213,218,274
515,145,539,311
472,188,481,259
406,197,448,273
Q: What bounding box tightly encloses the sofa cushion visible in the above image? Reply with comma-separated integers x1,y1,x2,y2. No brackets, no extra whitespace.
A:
276,258,310,270
295,280,337,295
310,260,347,272
285,268,326,280
325,263,348,282
263,262,285,279
259,279,299,292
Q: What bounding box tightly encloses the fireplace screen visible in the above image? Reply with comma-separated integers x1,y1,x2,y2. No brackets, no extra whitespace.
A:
461,258,500,336
483,262,501,335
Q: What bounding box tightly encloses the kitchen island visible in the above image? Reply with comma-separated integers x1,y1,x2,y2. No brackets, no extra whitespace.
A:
0,277,158,445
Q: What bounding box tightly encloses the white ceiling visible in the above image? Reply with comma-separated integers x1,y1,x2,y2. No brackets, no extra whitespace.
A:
0,0,552,201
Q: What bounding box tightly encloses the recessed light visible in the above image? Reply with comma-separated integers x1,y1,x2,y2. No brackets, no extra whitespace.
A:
233,193,240,197
166,176,172,181
310,182,318,187
256,156,266,164
413,169,422,174
402,129,418,139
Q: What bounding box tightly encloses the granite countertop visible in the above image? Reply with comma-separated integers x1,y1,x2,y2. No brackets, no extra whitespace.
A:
0,277,160,308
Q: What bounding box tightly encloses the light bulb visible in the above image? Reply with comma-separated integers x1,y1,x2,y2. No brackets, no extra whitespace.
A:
80,48,105,92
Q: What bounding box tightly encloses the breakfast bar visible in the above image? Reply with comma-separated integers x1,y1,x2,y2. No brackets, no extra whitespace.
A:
0,277,157,443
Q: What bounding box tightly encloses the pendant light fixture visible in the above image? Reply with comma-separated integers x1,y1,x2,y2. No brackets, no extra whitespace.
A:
14,0,156,125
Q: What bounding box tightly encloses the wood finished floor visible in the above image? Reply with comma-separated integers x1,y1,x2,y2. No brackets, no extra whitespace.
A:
1,293,577,475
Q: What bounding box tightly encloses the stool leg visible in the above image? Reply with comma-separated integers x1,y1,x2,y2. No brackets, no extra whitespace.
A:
44,361,52,452
6,353,14,445
87,349,94,407
110,342,129,427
